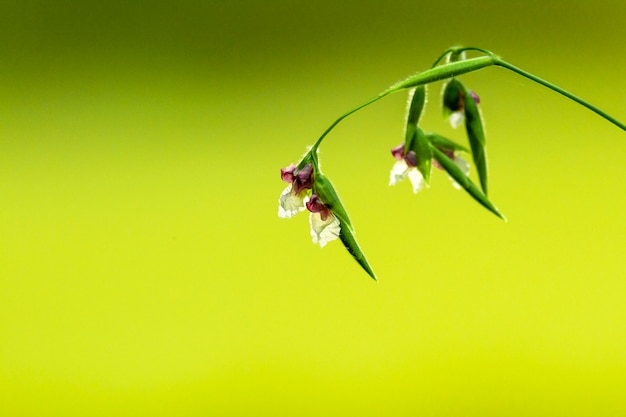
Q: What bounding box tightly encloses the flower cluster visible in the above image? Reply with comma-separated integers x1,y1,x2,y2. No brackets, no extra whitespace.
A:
388,79,475,195
278,162,340,247
275,47,565,279
389,141,470,192
274,46,620,279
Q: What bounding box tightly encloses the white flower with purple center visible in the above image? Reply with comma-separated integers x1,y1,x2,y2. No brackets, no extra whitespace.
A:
306,194,340,247
388,143,425,194
278,163,314,218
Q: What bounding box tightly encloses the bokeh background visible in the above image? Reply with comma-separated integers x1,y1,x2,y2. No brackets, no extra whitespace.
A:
1,1,625,416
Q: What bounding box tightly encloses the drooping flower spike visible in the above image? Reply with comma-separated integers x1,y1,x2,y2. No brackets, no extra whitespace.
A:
278,162,340,247
277,46,624,280
277,157,376,280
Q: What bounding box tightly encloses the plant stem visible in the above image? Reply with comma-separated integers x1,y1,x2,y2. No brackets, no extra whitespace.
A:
494,59,626,131
308,93,391,155
306,53,624,162
306,57,498,158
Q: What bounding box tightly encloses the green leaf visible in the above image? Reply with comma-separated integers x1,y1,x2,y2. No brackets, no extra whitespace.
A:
339,218,377,281
314,173,376,281
425,132,469,153
409,128,432,184
384,56,496,93
313,173,354,232
406,85,426,125
463,86,489,195
430,145,505,220
404,123,416,155
403,85,426,155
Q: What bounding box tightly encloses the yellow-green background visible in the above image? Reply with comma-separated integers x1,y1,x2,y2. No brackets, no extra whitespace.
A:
1,1,625,416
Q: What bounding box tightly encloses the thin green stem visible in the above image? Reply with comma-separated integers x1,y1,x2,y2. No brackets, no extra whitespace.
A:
431,48,456,67
431,46,495,67
306,56,497,159
308,92,392,156
495,59,626,131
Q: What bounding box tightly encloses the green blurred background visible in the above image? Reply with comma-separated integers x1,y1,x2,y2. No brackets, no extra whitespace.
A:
1,1,625,416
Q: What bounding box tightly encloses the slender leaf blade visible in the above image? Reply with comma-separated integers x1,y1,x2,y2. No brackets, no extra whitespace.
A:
463,86,488,195
313,173,353,232
314,173,376,280
338,218,377,281
407,85,427,125
425,132,469,153
410,128,432,184
430,145,505,220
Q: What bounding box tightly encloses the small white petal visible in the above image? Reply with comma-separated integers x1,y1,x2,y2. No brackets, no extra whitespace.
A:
407,168,425,194
389,160,409,186
309,212,341,247
278,184,308,218
449,111,464,129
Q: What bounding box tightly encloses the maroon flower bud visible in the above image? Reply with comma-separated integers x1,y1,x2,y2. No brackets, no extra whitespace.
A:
280,163,297,183
404,150,418,167
294,163,314,194
306,194,331,221
390,143,405,160
469,90,480,105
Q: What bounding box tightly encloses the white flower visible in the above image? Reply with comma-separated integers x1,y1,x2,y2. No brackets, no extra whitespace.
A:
306,194,341,247
449,111,465,129
389,159,425,194
278,183,309,218
278,162,314,218
309,211,341,247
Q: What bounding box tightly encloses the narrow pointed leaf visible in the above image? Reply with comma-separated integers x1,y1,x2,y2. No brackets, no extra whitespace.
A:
425,132,469,153
338,218,377,281
406,85,426,125
313,173,376,280
463,86,489,195
404,124,416,155
313,173,354,232
430,145,505,220
383,56,496,93
403,85,426,154
409,128,432,184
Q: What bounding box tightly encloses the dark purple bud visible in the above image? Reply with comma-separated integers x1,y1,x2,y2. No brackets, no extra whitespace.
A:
404,150,417,167
391,143,405,160
306,194,331,221
294,163,314,194
280,163,297,183
469,90,480,105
